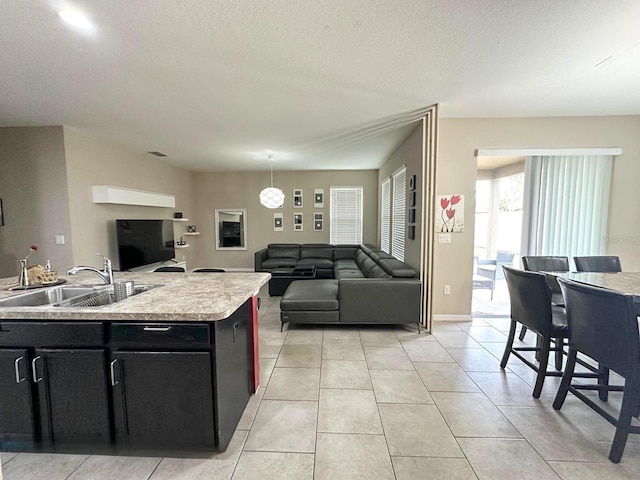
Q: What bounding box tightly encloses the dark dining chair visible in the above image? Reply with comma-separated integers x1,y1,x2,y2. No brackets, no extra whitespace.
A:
501,266,568,397
153,266,186,272
554,278,640,463
519,256,569,341
573,256,622,273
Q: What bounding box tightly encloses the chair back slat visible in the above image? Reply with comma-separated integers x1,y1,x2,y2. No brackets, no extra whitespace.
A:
558,278,640,377
503,266,553,336
573,256,621,272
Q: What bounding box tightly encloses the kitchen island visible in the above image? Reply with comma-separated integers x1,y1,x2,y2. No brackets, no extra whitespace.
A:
0,271,270,454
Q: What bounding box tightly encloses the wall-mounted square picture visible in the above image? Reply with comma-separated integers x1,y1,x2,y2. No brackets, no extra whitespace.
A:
314,212,323,231
314,189,324,208
293,189,303,208
408,208,415,224
409,191,416,207
408,225,416,240
409,174,416,191
293,213,303,231
273,212,283,231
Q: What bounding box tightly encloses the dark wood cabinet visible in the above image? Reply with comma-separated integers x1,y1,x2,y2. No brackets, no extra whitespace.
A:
111,350,215,449
35,349,110,447
0,348,35,447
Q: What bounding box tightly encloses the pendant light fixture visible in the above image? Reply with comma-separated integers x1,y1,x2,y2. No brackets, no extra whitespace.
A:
259,155,285,208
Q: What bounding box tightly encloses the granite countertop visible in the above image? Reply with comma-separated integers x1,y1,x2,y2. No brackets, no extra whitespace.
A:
0,271,270,322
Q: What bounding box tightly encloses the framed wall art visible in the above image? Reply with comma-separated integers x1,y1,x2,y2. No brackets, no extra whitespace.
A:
314,212,323,231
314,189,324,208
273,212,283,231
293,189,303,208
409,191,416,207
293,213,303,231
408,208,415,224
408,225,415,240
409,174,416,191
0,198,3,226
436,194,464,232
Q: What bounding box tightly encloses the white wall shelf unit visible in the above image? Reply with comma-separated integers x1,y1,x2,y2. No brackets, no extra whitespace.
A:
175,244,190,249
183,232,200,236
172,218,189,222
92,185,176,208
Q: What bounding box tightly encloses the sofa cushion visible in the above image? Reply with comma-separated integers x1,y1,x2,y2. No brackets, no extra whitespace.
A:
262,257,298,269
378,258,417,278
280,280,339,311
354,249,369,268
369,250,395,263
267,244,300,259
300,244,334,260
334,245,359,260
334,259,359,271
359,257,378,277
335,269,365,280
367,264,392,278
297,258,334,269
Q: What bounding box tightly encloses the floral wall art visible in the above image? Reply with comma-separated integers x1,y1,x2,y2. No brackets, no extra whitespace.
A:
436,194,464,232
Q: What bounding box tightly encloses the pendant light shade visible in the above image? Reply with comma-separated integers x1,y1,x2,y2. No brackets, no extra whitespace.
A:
259,155,285,208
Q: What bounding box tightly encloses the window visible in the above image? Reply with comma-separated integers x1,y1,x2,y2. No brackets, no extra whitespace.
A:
392,167,406,260
330,187,363,244
380,178,391,253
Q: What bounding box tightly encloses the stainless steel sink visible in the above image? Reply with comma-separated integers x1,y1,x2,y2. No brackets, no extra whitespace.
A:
0,285,107,307
0,284,161,308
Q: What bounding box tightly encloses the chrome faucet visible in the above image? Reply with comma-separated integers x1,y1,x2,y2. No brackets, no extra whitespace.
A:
67,254,114,285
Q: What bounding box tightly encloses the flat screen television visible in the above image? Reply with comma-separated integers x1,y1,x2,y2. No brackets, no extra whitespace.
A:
116,219,175,270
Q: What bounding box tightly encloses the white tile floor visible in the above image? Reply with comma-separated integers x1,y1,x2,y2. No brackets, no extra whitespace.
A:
2,285,640,479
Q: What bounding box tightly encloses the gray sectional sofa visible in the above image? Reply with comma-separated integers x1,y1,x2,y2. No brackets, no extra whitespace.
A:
254,243,422,330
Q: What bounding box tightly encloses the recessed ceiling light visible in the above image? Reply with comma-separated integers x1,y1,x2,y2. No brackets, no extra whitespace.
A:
58,10,93,30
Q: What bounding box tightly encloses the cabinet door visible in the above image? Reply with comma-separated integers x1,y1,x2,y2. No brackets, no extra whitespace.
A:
111,351,215,449
0,349,35,446
35,349,110,447
214,300,251,450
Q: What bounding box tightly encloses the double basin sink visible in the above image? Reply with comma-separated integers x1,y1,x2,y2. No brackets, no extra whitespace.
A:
0,283,159,308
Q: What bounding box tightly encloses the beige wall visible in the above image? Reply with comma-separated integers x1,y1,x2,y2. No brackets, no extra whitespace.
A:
192,170,379,269
378,122,423,271
0,127,73,278
435,115,640,317
63,128,195,271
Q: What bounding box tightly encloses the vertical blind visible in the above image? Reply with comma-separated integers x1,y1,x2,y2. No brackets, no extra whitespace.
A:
528,155,612,257
392,167,406,261
380,178,391,253
330,187,363,244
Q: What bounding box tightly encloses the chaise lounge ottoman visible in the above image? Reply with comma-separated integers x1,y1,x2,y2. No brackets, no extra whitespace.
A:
280,280,339,330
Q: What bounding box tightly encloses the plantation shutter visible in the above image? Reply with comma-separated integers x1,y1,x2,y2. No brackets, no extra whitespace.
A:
392,167,406,260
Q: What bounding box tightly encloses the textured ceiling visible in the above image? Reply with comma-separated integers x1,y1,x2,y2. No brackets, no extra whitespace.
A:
1,1,639,171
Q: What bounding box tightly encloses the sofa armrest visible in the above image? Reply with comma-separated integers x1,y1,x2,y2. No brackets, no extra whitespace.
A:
254,248,268,271
338,279,421,324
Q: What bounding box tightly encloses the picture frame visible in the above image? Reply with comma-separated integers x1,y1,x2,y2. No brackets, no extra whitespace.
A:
409,174,416,191
314,212,323,231
408,208,415,224
314,188,324,208
409,191,416,207
293,213,303,231
0,198,3,226
293,189,303,208
408,225,415,240
273,213,283,231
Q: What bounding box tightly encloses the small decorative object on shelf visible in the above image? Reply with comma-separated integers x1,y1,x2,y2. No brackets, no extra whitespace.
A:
177,237,187,246
174,212,183,219
187,225,197,233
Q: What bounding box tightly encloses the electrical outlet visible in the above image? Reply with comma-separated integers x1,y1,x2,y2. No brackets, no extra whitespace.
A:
438,233,451,244
444,285,451,295
55,235,65,245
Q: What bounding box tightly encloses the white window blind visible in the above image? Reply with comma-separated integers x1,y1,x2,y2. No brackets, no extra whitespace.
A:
330,187,363,244
392,167,406,261
380,178,391,253
527,155,613,257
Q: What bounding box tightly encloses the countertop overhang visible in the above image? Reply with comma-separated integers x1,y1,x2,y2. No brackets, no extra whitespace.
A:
0,272,270,322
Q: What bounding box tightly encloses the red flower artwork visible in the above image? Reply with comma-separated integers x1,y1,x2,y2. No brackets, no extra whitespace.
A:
439,195,463,232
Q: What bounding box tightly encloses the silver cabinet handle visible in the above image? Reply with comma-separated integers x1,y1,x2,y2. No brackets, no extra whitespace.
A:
110,359,119,386
31,356,43,383
143,326,172,332
14,356,26,384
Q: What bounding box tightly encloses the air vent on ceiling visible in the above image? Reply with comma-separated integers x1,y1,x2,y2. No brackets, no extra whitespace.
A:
148,151,167,157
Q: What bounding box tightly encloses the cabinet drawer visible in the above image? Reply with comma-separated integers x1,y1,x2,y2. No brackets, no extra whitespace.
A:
0,322,104,347
109,323,210,348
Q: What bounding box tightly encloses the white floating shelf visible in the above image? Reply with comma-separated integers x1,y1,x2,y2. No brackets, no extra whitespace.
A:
92,185,175,208
183,232,200,236
172,218,189,222
175,244,190,249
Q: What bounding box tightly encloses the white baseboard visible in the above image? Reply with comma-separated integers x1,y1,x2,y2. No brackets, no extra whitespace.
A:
432,314,473,322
